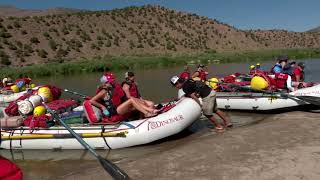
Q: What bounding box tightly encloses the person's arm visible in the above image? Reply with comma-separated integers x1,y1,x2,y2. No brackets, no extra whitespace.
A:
192,71,199,78
286,75,295,92
122,83,132,99
90,90,107,110
189,92,201,106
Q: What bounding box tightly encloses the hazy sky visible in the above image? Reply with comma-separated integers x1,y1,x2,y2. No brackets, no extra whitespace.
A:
0,0,319,32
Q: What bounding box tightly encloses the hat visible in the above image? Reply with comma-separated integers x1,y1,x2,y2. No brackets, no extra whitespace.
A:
297,62,305,68
125,71,134,78
2,77,13,85
198,64,205,68
250,65,255,69
170,76,180,85
277,55,289,63
256,63,260,66
289,61,296,65
100,74,115,84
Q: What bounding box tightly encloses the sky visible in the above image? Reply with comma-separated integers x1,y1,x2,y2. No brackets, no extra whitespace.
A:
0,0,319,32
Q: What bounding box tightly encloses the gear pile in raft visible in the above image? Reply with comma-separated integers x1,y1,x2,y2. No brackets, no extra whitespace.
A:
179,55,320,111
0,73,202,150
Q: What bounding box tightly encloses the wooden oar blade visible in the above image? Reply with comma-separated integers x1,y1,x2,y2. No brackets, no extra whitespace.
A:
98,156,130,180
296,96,320,106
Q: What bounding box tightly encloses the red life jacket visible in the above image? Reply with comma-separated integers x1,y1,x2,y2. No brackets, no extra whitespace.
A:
122,81,140,98
179,71,190,80
0,156,23,180
249,69,256,75
196,70,207,81
274,73,288,89
292,68,304,82
96,83,126,108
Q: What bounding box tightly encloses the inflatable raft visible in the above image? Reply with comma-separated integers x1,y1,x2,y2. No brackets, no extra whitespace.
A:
0,97,201,150
216,84,320,111
178,84,320,111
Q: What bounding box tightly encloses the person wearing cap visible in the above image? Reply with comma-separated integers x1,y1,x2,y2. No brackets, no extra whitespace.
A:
249,65,256,75
292,62,305,82
271,55,288,74
170,76,232,131
91,74,160,120
256,63,261,70
122,71,155,110
191,64,208,81
283,61,296,76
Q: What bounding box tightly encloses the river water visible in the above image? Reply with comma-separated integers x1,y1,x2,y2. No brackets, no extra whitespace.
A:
1,58,319,179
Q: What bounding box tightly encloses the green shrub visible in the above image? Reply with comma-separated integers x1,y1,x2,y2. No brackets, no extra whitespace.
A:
43,32,50,39
37,49,48,58
49,39,57,51
0,51,11,66
30,37,40,44
13,21,21,28
21,29,27,35
0,30,12,38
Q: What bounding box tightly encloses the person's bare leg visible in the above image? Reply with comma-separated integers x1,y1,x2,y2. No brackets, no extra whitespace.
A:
216,110,232,127
117,99,149,116
205,115,223,130
132,98,158,113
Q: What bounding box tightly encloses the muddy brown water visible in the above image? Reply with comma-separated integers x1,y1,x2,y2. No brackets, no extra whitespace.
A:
1,59,319,179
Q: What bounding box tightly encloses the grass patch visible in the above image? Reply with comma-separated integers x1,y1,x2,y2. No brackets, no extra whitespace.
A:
1,48,320,79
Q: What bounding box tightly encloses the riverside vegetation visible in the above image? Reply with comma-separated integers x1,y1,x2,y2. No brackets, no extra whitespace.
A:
1,48,320,79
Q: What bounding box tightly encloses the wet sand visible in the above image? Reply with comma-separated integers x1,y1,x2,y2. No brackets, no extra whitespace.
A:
57,111,320,180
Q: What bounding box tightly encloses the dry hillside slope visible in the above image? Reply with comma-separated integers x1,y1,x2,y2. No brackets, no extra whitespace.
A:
0,5,319,67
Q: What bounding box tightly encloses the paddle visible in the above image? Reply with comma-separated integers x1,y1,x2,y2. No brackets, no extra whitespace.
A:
64,89,90,99
207,79,320,106
42,102,130,180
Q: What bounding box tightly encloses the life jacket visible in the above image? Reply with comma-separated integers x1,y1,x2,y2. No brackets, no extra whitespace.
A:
274,73,289,89
223,75,236,83
122,80,140,98
292,67,304,82
249,69,256,75
195,70,207,81
270,64,282,74
179,71,190,80
15,78,31,85
0,156,23,180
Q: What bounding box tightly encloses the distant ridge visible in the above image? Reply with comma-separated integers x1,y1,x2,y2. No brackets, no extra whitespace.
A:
0,5,84,17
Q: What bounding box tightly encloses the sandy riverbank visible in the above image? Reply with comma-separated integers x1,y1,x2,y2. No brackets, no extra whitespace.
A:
57,111,320,180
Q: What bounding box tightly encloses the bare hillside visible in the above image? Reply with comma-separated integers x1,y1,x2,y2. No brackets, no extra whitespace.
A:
0,5,319,67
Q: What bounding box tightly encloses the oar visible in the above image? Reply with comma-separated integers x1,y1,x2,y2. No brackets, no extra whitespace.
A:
1,131,127,140
64,89,91,99
42,102,130,180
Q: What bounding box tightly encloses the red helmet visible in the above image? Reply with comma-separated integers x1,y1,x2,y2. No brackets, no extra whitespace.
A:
100,73,116,84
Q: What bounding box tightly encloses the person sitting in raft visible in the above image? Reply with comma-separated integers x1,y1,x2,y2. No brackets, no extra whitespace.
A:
179,65,191,80
1,77,14,88
291,62,312,88
122,71,155,109
192,64,208,81
283,61,296,76
15,75,32,89
91,74,159,119
256,63,262,71
271,55,288,74
170,76,232,131
249,65,256,75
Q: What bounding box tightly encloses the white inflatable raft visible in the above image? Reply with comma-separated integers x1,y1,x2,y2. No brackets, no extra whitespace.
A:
178,84,320,111
0,97,201,150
